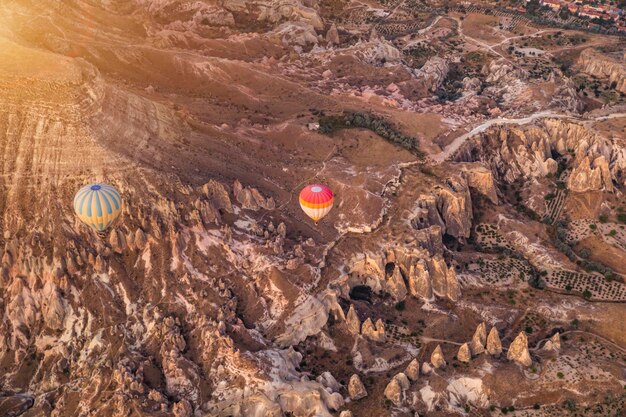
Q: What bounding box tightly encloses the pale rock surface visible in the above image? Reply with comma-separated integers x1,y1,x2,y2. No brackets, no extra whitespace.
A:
543,332,561,351
462,164,499,204
346,305,361,335
421,361,433,375
428,256,460,302
470,322,487,355
567,156,613,192
457,343,471,363
384,373,410,406
507,332,532,366
405,359,420,381
348,374,367,400
386,264,408,301
431,345,446,369
414,57,449,92
316,371,342,392
407,260,432,299
578,48,626,93
361,318,385,342
486,327,503,356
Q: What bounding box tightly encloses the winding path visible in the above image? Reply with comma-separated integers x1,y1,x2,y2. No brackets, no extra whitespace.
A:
433,111,626,163
531,330,626,353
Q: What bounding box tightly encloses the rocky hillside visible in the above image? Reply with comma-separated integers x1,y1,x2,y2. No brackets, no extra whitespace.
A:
577,48,626,94
1,1,625,417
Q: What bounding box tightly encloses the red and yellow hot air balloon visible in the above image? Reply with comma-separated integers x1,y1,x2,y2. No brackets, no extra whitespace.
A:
299,184,334,224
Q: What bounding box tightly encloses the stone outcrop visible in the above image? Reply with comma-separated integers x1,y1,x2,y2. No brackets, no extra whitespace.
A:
577,48,626,94
407,259,433,299
470,322,487,355
272,22,319,47
462,164,498,204
457,343,471,363
233,180,276,211
567,156,613,193
384,373,410,406
486,327,503,356
414,175,473,240
339,411,353,417
316,372,342,392
202,180,233,213
414,56,449,92
543,332,561,351
346,305,361,335
385,264,408,301
431,345,446,369
405,359,420,381
326,23,339,45
456,118,626,191
507,332,532,366
348,374,367,400
361,318,386,342
428,256,461,302
357,40,402,66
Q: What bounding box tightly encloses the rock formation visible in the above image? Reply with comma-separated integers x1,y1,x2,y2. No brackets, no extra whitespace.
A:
405,359,420,381
567,156,613,193
486,327,503,356
507,332,532,366
456,118,626,192
462,164,499,204
384,373,410,406
385,264,408,301
470,322,487,355
316,372,342,392
361,318,386,342
233,180,276,211
578,48,626,94
346,305,361,335
431,345,446,369
428,256,461,302
457,343,471,363
348,374,368,400
326,23,339,45
543,332,561,351
407,260,433,299
414,57,449,92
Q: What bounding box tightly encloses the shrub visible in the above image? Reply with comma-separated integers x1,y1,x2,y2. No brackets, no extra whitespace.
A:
557,372,564,379
395,301,406,311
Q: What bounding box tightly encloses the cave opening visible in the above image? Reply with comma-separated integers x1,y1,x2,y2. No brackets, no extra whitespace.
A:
349,285,372,302
384,262,396,277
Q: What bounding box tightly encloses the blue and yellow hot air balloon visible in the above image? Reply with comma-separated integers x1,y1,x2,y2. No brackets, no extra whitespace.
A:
73,183,122,233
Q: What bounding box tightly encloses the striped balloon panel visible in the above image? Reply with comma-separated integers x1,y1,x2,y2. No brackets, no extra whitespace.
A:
73,184,122,232
299,184,334,222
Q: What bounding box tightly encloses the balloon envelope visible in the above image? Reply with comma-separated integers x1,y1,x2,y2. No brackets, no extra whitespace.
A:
74,183,122,232
299,184,333,223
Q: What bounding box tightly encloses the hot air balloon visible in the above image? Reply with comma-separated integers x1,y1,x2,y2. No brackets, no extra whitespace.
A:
73,183,122,233
299,184,333,224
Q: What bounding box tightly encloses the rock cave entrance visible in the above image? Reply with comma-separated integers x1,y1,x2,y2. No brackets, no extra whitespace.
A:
349,285,373,302
384,262,396,277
